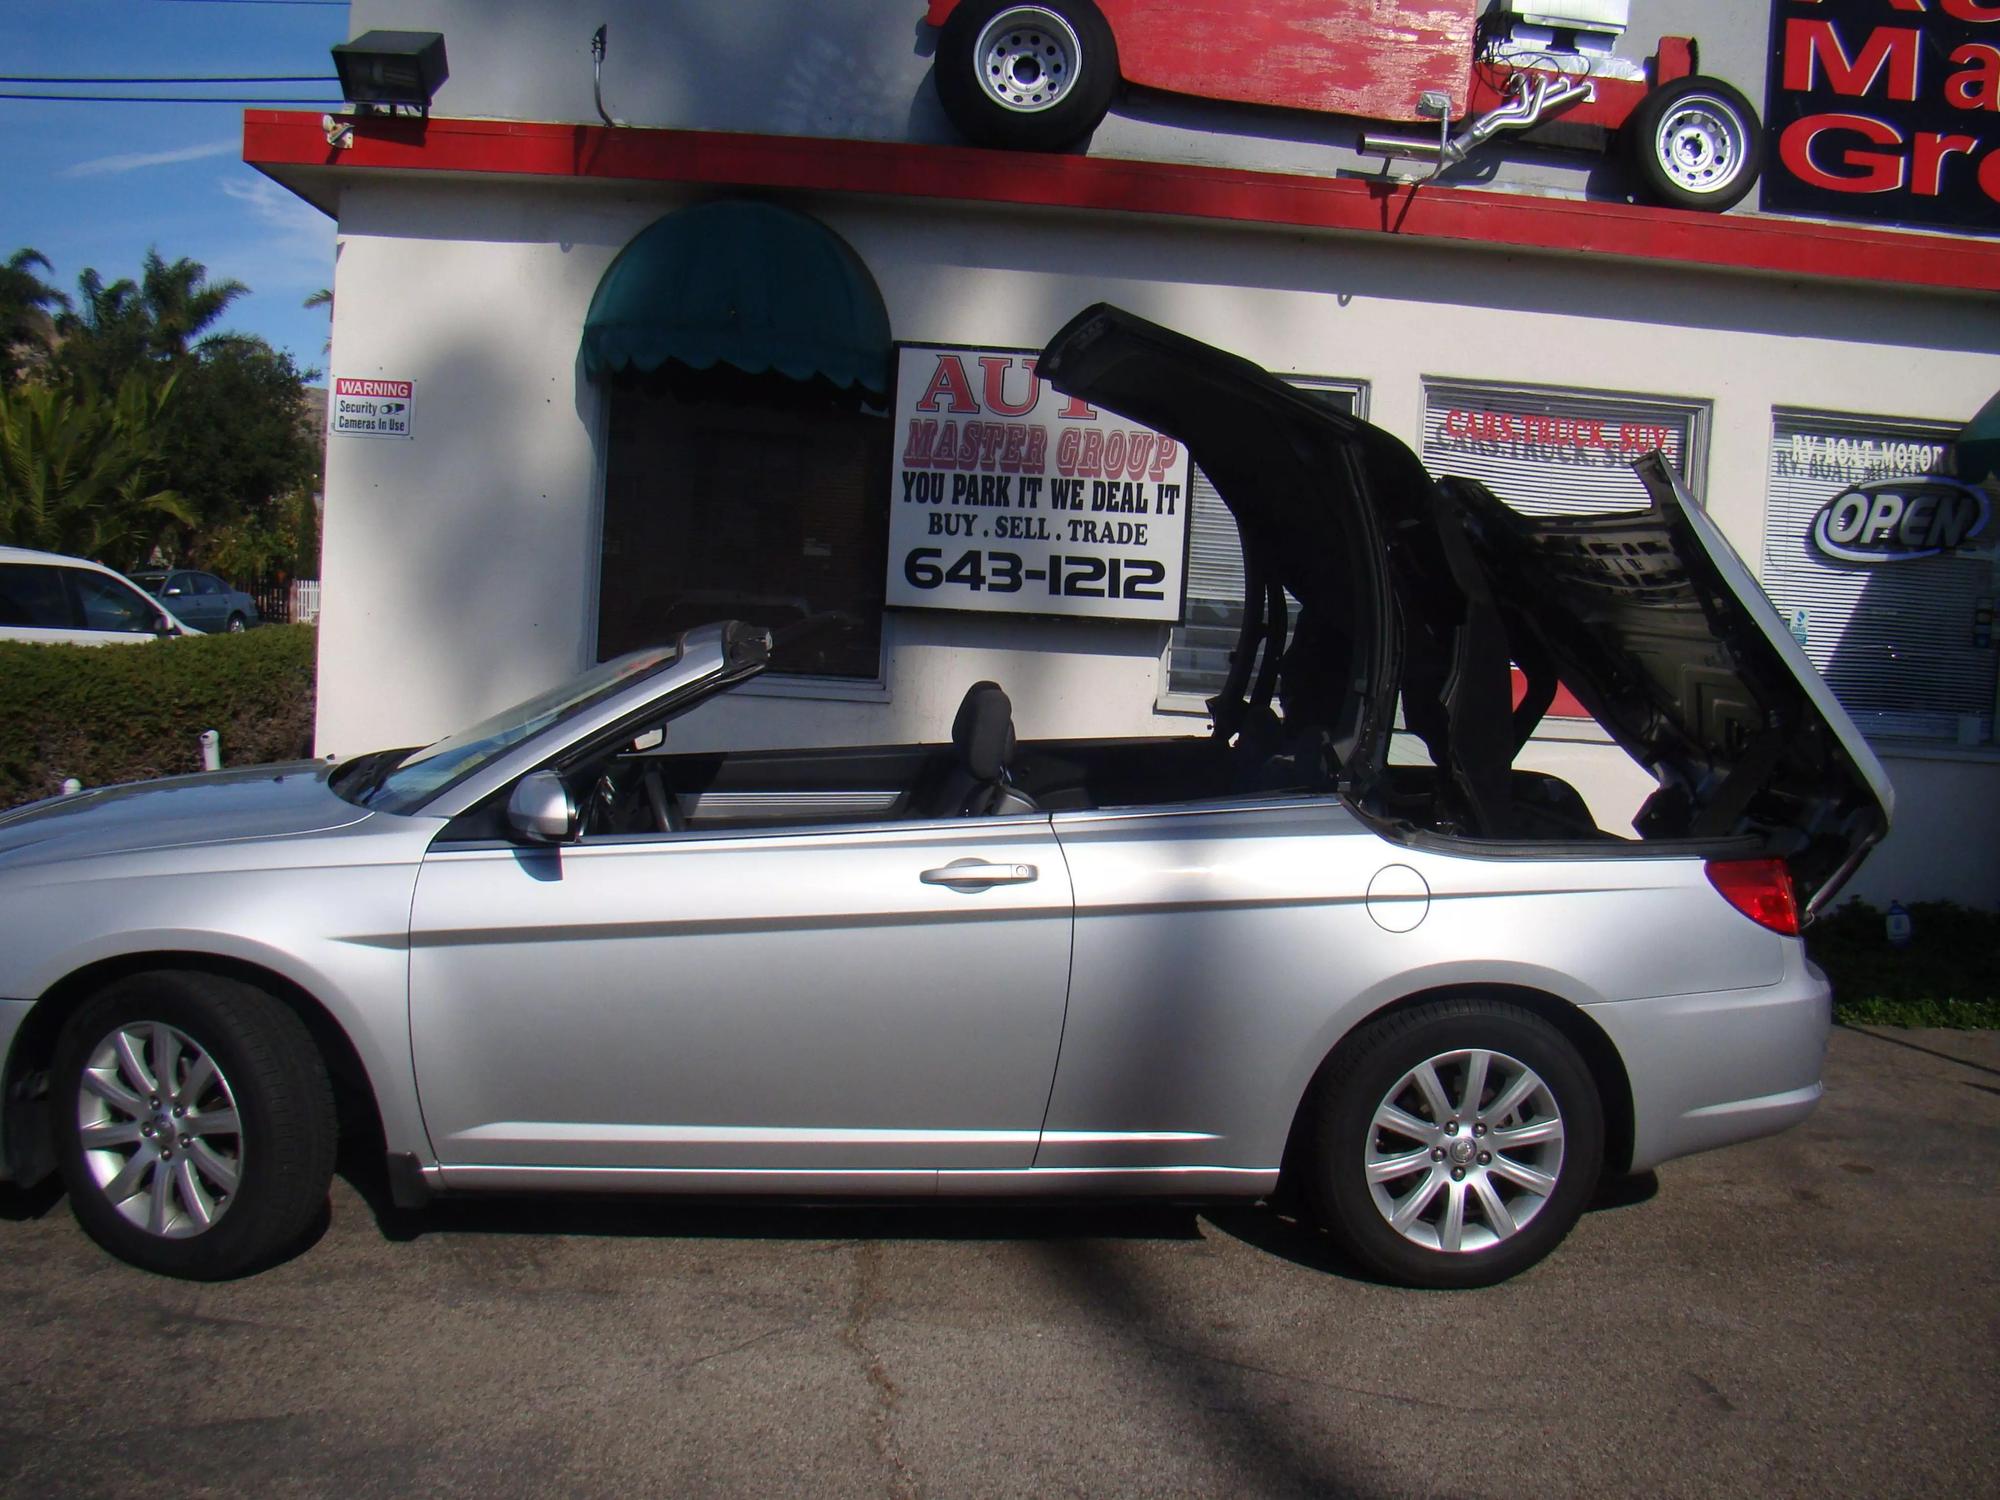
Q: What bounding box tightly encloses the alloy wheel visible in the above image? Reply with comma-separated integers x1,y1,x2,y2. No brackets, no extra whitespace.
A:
75,1021,243,1238
1363,1046,1565,1254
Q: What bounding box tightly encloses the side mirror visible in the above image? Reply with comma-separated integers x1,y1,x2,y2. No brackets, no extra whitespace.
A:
152,616,177,638
164,586,183,597
507,769,579,844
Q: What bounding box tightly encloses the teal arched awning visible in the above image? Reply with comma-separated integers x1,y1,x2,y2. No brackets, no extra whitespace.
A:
581,200,891,397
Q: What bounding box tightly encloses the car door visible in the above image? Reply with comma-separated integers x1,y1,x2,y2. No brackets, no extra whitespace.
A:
66,568,177,642
407,810,1075,1178
182,571,222,629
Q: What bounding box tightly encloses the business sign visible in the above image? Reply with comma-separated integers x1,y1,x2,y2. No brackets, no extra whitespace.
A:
332,377,416,438
1430,406,1685,469
1764,0,2000,233
1810,475,1990,560
886,344,1192,622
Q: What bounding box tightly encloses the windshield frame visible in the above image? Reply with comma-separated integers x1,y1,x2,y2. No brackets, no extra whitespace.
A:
338,645,685,816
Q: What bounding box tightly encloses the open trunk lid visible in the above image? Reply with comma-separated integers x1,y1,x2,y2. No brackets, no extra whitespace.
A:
1038,304,1891,913
1442,458,1892,912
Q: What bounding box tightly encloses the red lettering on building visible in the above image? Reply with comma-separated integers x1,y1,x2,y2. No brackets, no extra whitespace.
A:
1783,20,1922,102
914,354,978,413
1780,113,1910,191
1912,130,1982,190
977,355,1041,416
1948,43,2000,108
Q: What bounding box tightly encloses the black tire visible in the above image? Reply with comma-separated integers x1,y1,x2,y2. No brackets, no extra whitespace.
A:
1626,75,1763,212
1307,998,1603,1289
935,0,1119,151
226,612,248,633
52,972,336,1279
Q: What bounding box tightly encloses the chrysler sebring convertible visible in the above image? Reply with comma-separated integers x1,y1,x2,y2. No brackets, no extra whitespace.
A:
0,307,1889,1286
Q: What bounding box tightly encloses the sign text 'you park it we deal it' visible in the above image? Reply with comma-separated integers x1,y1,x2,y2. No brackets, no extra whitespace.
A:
886,345,1193,623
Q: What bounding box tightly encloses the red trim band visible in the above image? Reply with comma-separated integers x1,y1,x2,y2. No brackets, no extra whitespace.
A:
244,112,2000,293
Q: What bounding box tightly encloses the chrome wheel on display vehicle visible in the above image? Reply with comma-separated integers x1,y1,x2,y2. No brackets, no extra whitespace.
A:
935,0,1119,151
1309,999,1603,1288
53,972,336,1279
226,612,248,633
1628,75,1764,212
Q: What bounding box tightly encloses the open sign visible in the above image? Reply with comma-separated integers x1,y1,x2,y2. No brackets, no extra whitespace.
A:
1810,476,1990,564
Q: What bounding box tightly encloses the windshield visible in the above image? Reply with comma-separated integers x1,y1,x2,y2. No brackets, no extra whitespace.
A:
344,645,683,815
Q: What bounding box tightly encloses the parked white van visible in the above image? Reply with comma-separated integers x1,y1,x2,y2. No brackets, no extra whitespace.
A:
0,547,199,646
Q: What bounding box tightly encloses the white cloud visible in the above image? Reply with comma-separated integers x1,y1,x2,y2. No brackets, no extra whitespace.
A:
220,171,327,235
211,169,335,303
62,138,239,178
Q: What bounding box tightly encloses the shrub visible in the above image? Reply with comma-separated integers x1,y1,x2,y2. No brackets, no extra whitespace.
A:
1808,899,2000,1030
0,623,315,808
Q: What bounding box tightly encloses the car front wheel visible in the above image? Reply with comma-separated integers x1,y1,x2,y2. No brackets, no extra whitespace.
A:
1307,998,1603,1288
226,612,248,633
52,972,336,1279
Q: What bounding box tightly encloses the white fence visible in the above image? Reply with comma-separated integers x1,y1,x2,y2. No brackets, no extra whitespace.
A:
289,579,322,625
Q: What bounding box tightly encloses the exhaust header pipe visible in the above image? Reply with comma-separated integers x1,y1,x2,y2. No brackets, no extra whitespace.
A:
1362,75,1594,169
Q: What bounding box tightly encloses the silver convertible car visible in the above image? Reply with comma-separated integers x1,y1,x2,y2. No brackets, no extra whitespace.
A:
0,307,1890,1287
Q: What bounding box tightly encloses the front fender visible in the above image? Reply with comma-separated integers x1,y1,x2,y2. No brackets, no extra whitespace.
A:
0,836,434,1164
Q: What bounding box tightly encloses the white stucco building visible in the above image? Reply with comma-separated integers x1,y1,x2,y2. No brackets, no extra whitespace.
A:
249,0,2000,905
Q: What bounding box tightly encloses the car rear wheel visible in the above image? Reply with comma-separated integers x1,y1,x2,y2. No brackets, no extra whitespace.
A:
52,972,336,1279
1627,75,1763,212
935,0,1119,151
1307,998,1603,1288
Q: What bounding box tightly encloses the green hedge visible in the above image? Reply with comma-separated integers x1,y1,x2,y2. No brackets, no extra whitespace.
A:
0,624,317,809
1809,900,2000,1029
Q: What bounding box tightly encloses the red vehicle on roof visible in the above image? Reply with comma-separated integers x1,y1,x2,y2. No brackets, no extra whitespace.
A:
925,0,1765,211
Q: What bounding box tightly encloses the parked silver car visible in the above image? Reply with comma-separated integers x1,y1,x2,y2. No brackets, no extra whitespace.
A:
130,569,260,634
0,307,1890,1286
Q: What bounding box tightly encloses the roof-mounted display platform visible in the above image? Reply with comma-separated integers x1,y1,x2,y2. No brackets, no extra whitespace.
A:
244,112,2000,296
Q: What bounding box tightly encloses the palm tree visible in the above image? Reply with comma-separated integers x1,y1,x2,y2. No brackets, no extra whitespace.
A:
305,286,332,354
139,249,249,361
56,268,150,392
53,251,249,392
0,248,70,389
0,374,195,565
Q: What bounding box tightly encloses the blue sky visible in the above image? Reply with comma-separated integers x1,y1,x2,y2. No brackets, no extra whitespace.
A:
2,0,351,374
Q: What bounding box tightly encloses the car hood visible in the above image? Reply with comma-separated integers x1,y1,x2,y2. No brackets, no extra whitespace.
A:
0,761,369,867
1037,304,1891,911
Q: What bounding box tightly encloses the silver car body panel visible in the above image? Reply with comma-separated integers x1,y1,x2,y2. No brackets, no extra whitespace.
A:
408,814,1074,1172
0,745,1826,1190
0,769,446,1166
1035,797,1791,1175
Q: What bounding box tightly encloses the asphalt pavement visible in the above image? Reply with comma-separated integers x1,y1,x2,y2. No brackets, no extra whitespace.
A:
1,1024,1995,1499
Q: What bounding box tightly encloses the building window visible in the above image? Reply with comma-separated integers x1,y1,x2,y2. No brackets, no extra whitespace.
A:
1761,410,1998,745
1162,380,1366,706
597,367,890,679
1421,380,1708,514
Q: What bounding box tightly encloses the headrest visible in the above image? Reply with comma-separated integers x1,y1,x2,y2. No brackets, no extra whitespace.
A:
952,681,1015,783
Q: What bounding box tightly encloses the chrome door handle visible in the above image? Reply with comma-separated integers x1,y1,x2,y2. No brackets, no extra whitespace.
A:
921,860,1038,888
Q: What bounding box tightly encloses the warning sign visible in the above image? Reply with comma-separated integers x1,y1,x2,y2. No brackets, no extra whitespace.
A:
332,377,415,439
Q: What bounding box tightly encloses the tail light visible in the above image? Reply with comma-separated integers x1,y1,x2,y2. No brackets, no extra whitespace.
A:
1705,858,1801,936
